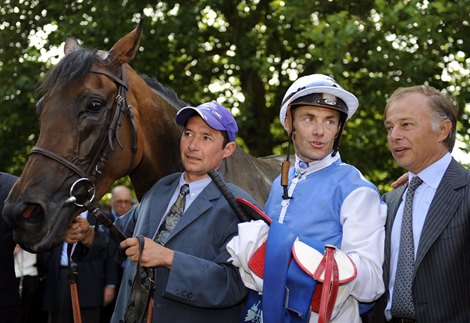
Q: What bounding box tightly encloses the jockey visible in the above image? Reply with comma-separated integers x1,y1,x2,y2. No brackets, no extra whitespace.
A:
228,74,387,323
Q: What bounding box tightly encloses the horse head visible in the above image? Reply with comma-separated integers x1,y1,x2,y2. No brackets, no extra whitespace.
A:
3,21,182,252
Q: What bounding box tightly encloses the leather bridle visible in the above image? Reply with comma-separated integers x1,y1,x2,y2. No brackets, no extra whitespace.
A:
29,64,140,323
30,64,138,195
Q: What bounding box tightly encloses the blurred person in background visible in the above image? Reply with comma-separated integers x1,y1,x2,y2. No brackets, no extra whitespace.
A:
101,185,134,323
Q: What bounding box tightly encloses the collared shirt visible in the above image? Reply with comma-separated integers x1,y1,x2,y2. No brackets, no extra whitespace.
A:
14,248,38,277
279,153,340,223
164,174,211,214
385,152,452,319
152,174,211,239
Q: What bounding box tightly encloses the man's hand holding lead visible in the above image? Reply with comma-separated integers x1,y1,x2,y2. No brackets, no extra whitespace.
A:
65,216,94,247
121,237,174,268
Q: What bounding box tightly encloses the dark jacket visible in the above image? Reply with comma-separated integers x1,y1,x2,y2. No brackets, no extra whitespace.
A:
0,172,19,308
41,213,118,310
370,159,470,322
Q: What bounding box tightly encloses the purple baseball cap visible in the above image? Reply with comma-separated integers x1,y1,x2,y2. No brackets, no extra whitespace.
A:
176,101,238,142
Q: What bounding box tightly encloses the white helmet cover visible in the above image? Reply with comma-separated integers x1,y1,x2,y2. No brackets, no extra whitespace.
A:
280,74,359,133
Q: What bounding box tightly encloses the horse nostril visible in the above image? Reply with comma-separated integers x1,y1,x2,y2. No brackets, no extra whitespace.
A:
21,204,43,224
23,205,36,219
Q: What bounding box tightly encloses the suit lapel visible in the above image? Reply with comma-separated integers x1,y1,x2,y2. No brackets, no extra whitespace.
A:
414,159,468,271
384,185,406,285
144,179,179,239
385,187,405,232
166,182,220,243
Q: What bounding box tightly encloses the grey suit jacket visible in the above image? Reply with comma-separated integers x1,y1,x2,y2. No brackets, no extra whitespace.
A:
375,159,470,322
89,172,254,323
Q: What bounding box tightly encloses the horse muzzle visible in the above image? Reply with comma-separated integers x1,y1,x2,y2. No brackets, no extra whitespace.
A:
3,197,74,252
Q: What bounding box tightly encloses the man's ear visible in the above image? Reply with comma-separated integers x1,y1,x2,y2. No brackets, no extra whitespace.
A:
222,142,236,158
438,119,452,143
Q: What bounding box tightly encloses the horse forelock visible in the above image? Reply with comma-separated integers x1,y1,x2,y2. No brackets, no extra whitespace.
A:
37,48,100,97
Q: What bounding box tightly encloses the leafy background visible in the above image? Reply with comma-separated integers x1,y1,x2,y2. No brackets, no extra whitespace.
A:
1,0,468,197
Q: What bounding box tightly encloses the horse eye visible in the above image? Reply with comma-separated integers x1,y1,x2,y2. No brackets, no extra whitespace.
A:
87,100,105,112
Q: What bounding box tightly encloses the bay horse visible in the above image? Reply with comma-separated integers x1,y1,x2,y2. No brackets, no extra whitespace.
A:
3,22,281,253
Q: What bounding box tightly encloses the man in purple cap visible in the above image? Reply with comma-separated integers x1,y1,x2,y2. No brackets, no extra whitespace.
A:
66,101,257,323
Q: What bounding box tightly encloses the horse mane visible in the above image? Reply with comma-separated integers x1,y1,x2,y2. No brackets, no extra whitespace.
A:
36,47,187,113
37,48,98,97
141,74,187,110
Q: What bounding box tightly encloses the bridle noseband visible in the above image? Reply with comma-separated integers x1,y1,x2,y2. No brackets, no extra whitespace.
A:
31,64,138,202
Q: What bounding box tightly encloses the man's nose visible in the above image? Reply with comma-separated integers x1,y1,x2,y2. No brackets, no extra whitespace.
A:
188,137,200,150
312,121,325,135
388,126,402,141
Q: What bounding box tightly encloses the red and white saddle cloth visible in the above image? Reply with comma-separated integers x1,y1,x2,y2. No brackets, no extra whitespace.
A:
227,219,358,323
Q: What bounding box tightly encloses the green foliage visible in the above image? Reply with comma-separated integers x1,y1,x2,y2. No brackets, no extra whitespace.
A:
0,0,469,193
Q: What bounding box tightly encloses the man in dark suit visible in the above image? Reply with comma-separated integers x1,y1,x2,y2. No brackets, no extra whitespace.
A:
66,101,257,323
0,172,20,322
41,211,118,323
375,85,470,322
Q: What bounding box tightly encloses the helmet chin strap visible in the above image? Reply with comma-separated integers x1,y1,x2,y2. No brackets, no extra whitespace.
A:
331,125,341,157
331,115,347,157
281,135,293,200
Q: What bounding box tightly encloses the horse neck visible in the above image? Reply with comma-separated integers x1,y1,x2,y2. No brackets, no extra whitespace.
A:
128,84,184,199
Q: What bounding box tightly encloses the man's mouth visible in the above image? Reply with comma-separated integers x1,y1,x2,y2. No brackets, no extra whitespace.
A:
185,154,201,161
393,146,408,156
310,141,325,149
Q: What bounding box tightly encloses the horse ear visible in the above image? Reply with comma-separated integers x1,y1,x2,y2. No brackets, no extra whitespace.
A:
64,35,81,56
107,20,143,65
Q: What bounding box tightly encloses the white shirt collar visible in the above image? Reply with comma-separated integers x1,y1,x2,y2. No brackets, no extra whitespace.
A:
294,152,340,176
409,152,452,189
179,173,211,200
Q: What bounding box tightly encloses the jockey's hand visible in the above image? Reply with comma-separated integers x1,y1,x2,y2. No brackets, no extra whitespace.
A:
65,215,94,247
391,173,408,189
120,237,174,269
